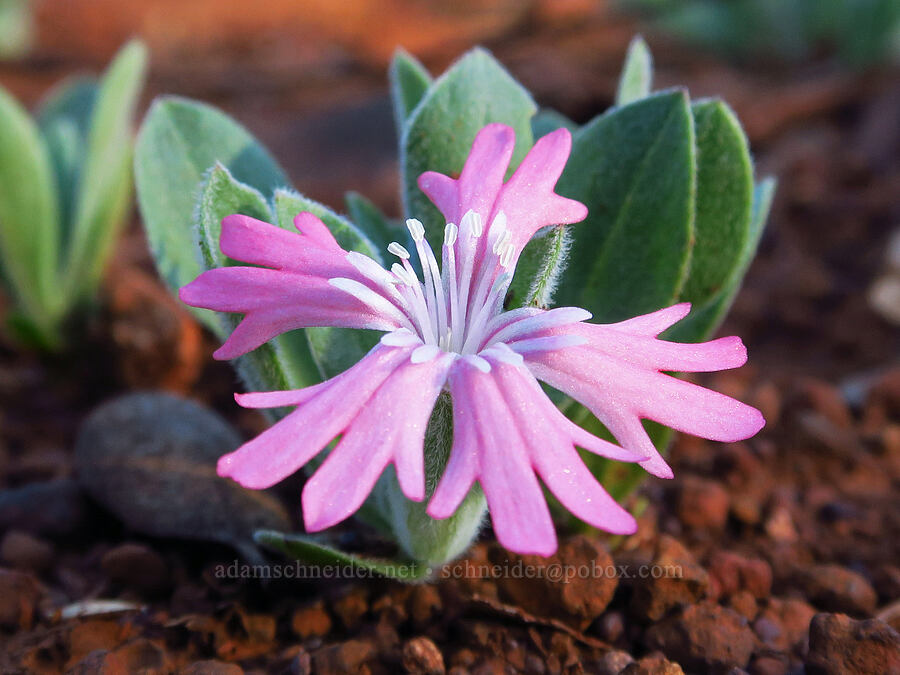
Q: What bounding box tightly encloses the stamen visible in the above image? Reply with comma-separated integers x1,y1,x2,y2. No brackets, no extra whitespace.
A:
444,222,458,246
499,241,514,268
328,278,412,329
492,228,512,255
461,210,483,238
388,242,410,259
461,272,511,354
406,218,426,242
391,262,414,286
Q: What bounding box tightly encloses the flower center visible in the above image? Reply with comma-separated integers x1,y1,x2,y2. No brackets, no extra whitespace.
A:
332,210,516,356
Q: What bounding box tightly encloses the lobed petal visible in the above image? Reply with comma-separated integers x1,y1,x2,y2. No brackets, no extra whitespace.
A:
429,354,643,556
180,213,407,360
515,304,765,479
217,344,409,489
302,352,453,531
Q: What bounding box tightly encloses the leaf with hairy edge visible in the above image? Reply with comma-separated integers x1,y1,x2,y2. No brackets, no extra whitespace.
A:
616,35,654,105
667,176,775,342
345,191,405,256
389,49,432,137
254,530,432,582
676,99,753,311
134,96,289,298
402,48,536,251
273,189,382,380
507,225,571,309
195,164,312,396
554,89,696,322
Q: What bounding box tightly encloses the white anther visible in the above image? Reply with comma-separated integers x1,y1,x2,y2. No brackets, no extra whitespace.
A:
388,242,410,259
406,218,426,242
499,241,514,268
391,262,414,286
444,222,458,247
462,210,483,237
492,228,512,255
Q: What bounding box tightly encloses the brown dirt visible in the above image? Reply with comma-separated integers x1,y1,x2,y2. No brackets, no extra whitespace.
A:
0,2,898,674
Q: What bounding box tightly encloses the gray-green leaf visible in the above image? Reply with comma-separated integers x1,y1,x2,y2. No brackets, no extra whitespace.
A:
555,89,696,322
616,35,654,105
134,96,289,296
401,47,536,251
65,40,147,304
676,99,753,311
389,48,432,138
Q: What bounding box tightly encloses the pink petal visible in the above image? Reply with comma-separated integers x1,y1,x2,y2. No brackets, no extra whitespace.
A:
219,214,353,278
302,353,453,531
489,128,588,258
217,344,409,489
520,309,765,480
417,123,515,226
180,267,398,359
441,359,557,556
429,355,645,556
606,302,692,336
181,214,407,360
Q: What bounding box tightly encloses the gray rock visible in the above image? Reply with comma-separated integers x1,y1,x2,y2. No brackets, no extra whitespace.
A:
0,479,88,536
75,392,290,559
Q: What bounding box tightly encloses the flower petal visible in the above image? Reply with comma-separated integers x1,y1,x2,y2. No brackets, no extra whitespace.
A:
518,307,765,479
302,352,453,531
429,354,644,556
181,267,399,359
489,128,588,259
217,344,409,489
180,213,408,359
417,123,515,227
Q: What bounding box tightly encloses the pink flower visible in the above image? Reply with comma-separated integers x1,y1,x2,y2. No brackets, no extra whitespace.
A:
180,123,764,556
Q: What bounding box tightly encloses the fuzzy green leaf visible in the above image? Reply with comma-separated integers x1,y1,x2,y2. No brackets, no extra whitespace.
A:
389,49,432,137
273,188,381,380
554,89,696,322
254,530,432,582
0,86,61,337
616,35,653,105
531,108,577,139
135,96,289,299
401,48,536,251
345,191,404,255
676,99,753,311
507,225,571,309
196,166,320,393
65,40,147,304
667,176,775,341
